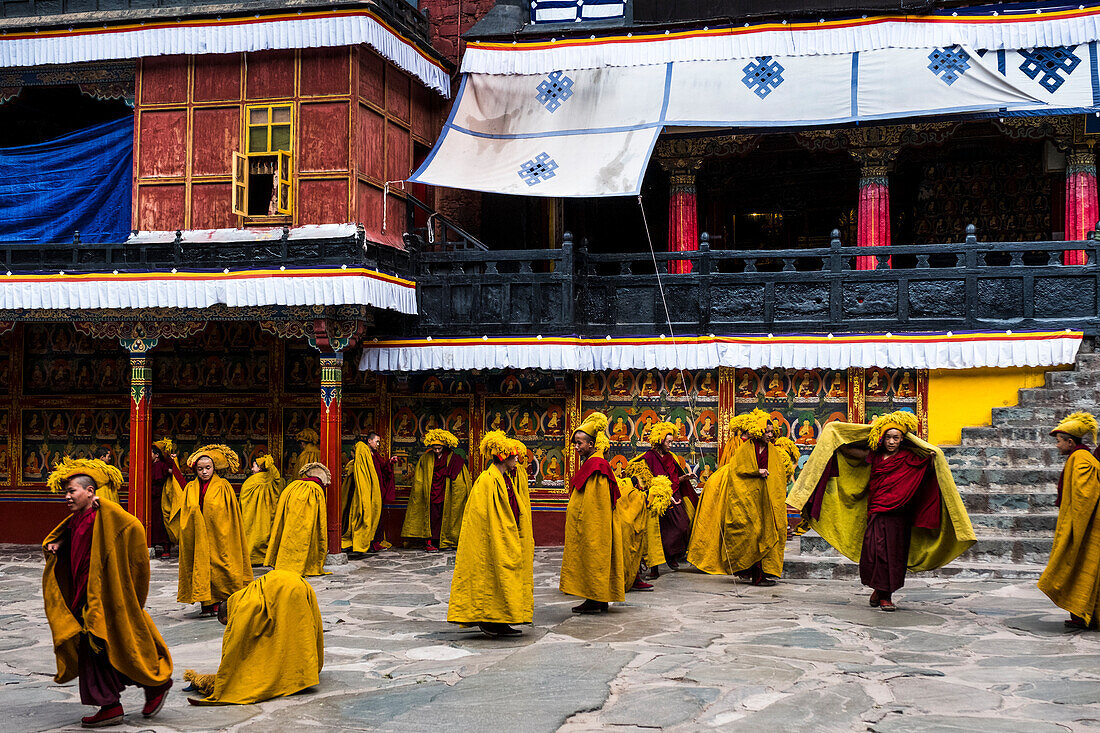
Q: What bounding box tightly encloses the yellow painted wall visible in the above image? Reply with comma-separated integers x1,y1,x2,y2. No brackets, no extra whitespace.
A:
928,366,1069,445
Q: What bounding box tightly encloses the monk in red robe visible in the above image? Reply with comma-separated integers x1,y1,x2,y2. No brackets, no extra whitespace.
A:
628,422,696,578
366,431,397,552
150,440,185,558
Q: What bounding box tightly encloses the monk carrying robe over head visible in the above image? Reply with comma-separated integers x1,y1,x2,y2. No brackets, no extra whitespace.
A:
184,569,323,705
151,438,185,559
265,462,331,576
178,445,253,618
448,432,533,637
43,458,173,728
627,422,697,580
401,428,472,552
560,412,625,614
1040,412,1100,630
239,454,283,566
789,411,975,611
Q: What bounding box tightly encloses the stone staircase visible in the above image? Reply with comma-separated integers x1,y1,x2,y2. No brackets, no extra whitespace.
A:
784,349,1100,581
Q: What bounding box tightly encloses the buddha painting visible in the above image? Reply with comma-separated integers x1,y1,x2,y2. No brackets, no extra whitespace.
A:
639,371,660,397
698,371,717,396
736,371,756,398
896,371,915,398
394,411,416,439
867,369,888,397
796,419,817,446
544,408,564,437
673,417,688,440
489,411,504,431
697,415,716,443
543,455,563,482
826,372,846,398
610,416,631,441
516,411,537,437
765,372,787,398
667,372,686,398
609,371,631,397
582,373,602,397
796,373,816,398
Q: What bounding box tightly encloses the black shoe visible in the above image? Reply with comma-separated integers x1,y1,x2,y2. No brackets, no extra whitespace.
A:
477,623,501,637
486,622,521,636
571,600,608,614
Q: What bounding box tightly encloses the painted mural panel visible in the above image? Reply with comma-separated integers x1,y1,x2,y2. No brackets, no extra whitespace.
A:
389,395,473,490
154,407,270,483
483,370,573,493
23,325,127,395
153,324,272,394
0,409,9,482
582,368,720,489
733,368,849,454
21,408,130,483
865,367,927,437
284,344,321,393
340,406,380,466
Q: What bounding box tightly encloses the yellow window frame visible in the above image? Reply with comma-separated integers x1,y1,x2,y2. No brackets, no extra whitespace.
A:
245,103,294,155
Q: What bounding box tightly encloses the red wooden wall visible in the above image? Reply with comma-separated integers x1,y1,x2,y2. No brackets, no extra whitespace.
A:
134,47,440,247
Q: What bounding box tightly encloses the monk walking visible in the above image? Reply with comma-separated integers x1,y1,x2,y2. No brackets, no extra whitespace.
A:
448,432,533,637
1040,412,1100,630
149,438,183,559
401,429,471,552
239,454,283,566
177,445,252,617
627,422,696,579
43,458,173,728
342,433,396,557
561,412,624,614
789,412,975,611
265,463,330,576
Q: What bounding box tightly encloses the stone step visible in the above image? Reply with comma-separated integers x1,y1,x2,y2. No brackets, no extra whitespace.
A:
958,491,1057,513
1046,368,1100,389
959,426,1050,445
951,466,1061,489
967,512,1058,534
797,534,1052,565
1017,388,1100,407
941,445,1063,467
783,555,1046,581
990,405,1092,427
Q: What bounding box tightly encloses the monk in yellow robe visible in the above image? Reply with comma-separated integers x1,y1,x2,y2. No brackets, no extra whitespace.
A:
789,412,975,611
291,429,320,479
239,454,283,565
342,435,391,557
1040,412,1100,630
448,432,533,637
627,422,696,580
178,445,252,617
617,475,651,593
265,463,330,576
560,412,625,613
401,428,472,552
152,438,185,558
43,458,173,728
184,569,323,705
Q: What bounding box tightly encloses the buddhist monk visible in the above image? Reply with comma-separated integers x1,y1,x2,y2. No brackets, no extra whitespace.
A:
239,454,283,566
617,474,652,592
177,445,252,617
448,432,533,637
367,432,397,552
789,411,975,611
401,429,471,552
151,438,185,559
87,447,120,505
627,422,696,579
560,412,624,613
1039,412,1100,630
184,569,323,704
265,463,330,576
342,433,395,557
291,429,320,479
726,412,789,586
43,458,173,728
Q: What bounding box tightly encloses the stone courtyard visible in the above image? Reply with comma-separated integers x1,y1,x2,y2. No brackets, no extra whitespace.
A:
2,544,1099,733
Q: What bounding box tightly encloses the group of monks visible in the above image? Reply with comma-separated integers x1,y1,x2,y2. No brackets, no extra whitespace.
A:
39,403,1100,727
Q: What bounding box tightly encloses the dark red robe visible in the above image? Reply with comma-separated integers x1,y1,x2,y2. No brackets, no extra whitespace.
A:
570,456,619,507
642,449,693,561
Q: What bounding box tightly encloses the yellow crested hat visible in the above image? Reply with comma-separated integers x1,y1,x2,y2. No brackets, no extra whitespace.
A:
744,409,774,440
297,429,319,445
47,457,124,495
728,413,750,434
299,461,332,486
1051,411,1099,444
256,454,276,472
424,428,459,449
576,411,608,440
868,411,919,449
187,444,241,473
774,436,800,463
152,437,175,457
507,438,530,463
480,430,524,461
647,421,677,446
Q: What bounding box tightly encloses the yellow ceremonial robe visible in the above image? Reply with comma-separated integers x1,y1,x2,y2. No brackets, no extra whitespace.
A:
97,486,120,505
192,570,323,705
401,452,472,549
629,453,696,570
342,442,382,553
448,464,534,625
616,477,648,592
292,441,320,480
240,466,283,565
42,500,173,686
723,441,788,575
686,464,737,574
161,459,184,544
177,475,253,604
1038,448,1100,626
265,478,329,577
788,422,976,571
560,460,625,603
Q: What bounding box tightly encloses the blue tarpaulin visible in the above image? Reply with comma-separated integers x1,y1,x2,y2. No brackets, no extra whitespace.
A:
0,116,133,243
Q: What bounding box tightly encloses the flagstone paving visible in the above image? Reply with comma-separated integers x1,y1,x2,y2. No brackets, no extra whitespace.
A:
1,544,1099,732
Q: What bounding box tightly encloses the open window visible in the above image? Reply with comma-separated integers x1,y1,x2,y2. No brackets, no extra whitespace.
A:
232,104,294,217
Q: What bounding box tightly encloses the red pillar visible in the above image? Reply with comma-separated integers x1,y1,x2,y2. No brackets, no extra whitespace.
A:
1064,149,1097,265
122,337,157,540
319,353,344,554
668,170,699,274
857,165,891,271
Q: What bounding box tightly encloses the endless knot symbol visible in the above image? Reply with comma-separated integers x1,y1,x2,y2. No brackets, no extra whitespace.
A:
927,46,972,86
518,152,559,186
1019,46,1081,93
741,56,785,99
535,71,575,113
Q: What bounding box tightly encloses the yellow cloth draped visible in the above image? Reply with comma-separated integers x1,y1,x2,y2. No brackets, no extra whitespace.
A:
42,500,173,686
686,465,736,574
342,442,382,553
240,465,284,565
400,452,472,548
161,458,184,545
448,464,534,625
616,477,648,591
292,442,320,481
788,422,976,571
97,486,120,505
560,467,625,603
190,570,323,705
177,476,253,604
630,452,695,569
1038,449,1100,625
718,435,745,468
265,479,329,577
723,441,788,575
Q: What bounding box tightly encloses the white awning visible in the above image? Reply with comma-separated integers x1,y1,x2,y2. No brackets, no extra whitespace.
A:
0,265,417,314
0,8,450,97
359,331,1083,371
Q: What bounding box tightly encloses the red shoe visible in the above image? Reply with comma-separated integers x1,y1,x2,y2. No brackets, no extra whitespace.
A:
425,542,440,553
143,679,172,718
81,704,123,728
369,541,385,553
630,577,654,592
